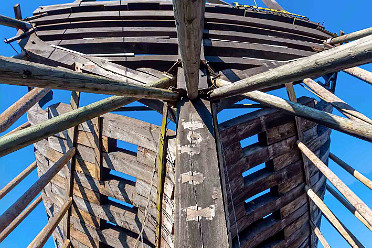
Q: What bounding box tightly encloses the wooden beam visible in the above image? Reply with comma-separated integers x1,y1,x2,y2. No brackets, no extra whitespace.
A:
0,87,50,133
326,27,372,45
0,148,75,233
0,56,178,101
298,142,372,228
306,186,365,248
261,0,285,10
0,14,31,30
0,78,174,157
303,78,372,125
326,184,372,232
0,195,42,242
329,153,372,190
173,0,206,99
210,34,372,99
310,221,330,248
343,66,372,86
215,79,372,142
175,97,229,247
0,161,37,199
28,197,72,248
13,4,22,20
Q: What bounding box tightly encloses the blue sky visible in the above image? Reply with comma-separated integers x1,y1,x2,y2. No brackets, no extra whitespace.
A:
0,0,371,247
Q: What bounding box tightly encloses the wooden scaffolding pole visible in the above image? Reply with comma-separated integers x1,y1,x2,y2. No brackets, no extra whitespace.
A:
0,56,178,101
173,0,206,99
0,195,42,242
0,148,75,233
343,66,372,86
210,34,372,99
297,142,372,227
0,14,31,30
215,79,372,142
326,27,372,45
0,77,174,157
0,161,37,199
306,186,365,247
28,197,72,248
0,87,50,133
326,184,372,231
302,78,372,125
329,153,372,190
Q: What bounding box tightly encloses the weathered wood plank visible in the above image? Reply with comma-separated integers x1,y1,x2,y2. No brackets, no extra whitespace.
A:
175,97,229,247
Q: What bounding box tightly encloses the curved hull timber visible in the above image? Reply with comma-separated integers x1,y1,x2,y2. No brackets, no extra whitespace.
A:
22,1,335,248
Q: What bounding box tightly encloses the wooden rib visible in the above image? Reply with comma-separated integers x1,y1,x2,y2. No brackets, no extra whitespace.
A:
343,66,372,86
329,153,372,190
306,186,365,248
0,195,42,242
0,161,37,199
303,78,372,124
0,56,177,101
210,34,372,99
0,77,174,157
326,184,372,232
326,27,372,45
298,141,372,227
0,87,50,133
0,147,75,233
28,197,72,248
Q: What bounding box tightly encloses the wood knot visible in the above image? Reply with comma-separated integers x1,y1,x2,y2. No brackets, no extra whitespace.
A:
22,70,32,78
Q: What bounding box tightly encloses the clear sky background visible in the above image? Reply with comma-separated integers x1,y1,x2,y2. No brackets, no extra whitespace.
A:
0,0,371,247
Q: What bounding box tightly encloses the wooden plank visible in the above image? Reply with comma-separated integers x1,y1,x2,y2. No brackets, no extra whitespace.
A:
175,97,229,247
211,35,372,99
0,148,75,233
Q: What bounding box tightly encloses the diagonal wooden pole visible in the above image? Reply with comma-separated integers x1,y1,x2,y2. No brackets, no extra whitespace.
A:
298,141,372,227
343,66,372,86
215,79,372,142
210,34,372,100
0,148,75,233
0,56,178,101
0,77,174,157
0,14,31,30
326,27,372,45
0,87,50,133
303,78,372,125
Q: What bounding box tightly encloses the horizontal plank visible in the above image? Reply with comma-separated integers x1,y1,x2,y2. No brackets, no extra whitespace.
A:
219,96,314,147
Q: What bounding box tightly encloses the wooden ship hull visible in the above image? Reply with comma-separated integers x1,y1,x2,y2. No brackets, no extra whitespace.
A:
7,0,372,247
20,1,336,248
